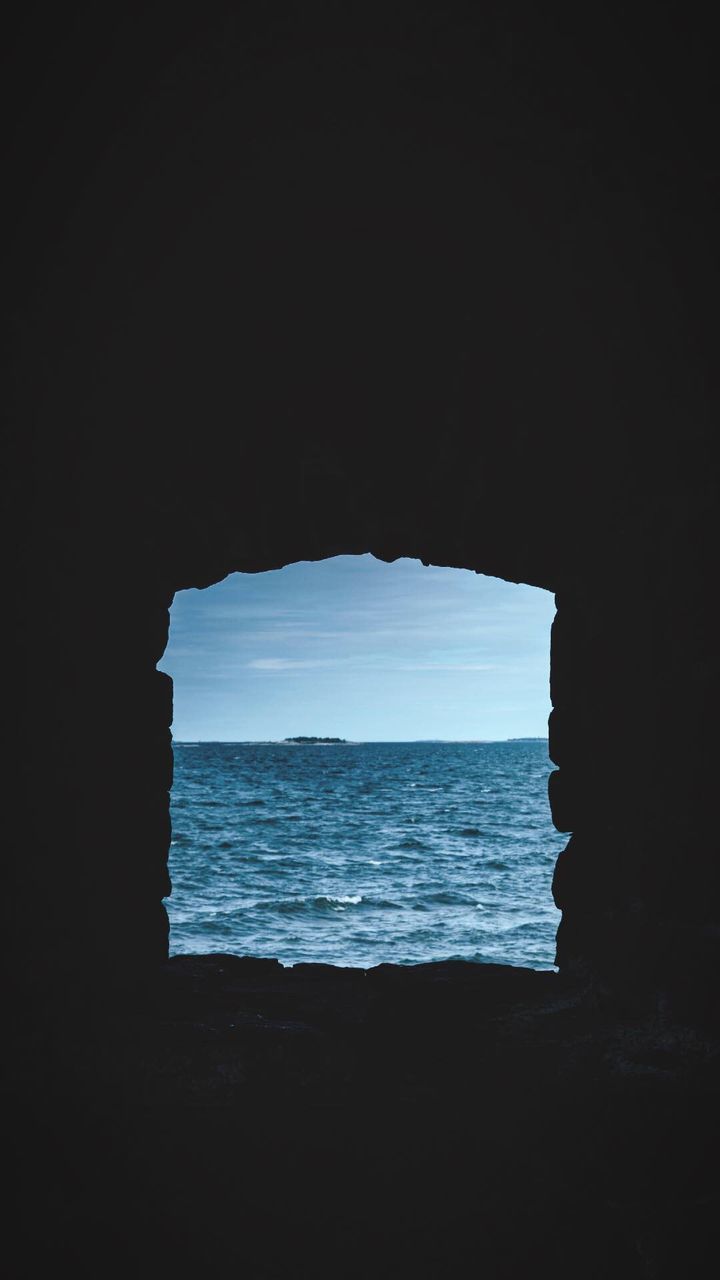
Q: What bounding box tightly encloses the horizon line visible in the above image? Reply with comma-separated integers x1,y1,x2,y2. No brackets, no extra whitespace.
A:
172,736,549,744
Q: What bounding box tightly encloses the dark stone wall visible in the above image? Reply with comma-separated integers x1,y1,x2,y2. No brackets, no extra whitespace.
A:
5,2,717,1009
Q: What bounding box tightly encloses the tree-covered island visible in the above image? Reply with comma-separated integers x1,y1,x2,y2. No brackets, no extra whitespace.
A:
283,736,347,744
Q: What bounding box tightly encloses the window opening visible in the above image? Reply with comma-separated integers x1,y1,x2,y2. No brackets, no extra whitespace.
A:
161,555,563,968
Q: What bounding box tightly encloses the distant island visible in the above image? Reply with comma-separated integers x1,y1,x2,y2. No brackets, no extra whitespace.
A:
283,736,347,744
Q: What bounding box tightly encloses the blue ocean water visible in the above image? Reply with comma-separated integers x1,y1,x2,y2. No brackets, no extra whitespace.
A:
167,740,564,969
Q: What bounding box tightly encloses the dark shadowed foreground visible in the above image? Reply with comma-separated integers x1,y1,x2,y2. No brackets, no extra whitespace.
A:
13,957,718,1278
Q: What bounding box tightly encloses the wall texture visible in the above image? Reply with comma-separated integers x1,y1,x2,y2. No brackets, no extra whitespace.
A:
5,2,717,1010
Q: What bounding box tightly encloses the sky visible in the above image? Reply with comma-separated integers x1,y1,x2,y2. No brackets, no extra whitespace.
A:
161,555,555,742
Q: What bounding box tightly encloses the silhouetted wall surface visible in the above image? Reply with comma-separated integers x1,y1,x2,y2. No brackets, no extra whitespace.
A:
5,3,717,1008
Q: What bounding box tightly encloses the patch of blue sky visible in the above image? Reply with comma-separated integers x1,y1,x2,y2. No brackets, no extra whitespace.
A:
162,555,555,742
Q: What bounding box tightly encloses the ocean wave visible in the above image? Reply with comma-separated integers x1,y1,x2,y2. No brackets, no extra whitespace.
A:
423,889,479,906
252,893,366,915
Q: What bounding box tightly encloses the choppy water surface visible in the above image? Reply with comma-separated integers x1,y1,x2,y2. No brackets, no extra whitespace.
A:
168,741,564,969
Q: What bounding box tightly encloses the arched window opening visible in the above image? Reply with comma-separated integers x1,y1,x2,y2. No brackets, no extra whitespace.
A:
161,555,562,968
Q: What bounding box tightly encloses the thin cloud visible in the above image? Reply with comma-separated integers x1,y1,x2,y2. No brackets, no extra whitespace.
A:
247,657,344,670
395,662,499,672
246,657,500,673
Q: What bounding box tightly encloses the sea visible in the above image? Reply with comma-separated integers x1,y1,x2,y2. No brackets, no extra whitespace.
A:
167,740,564,970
